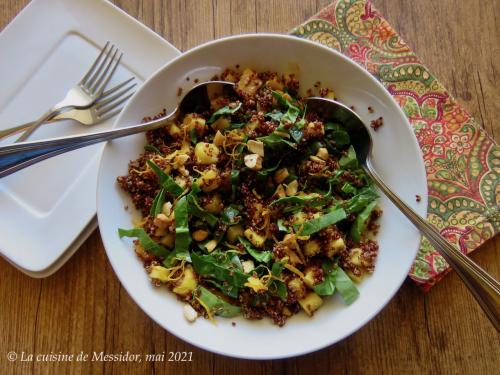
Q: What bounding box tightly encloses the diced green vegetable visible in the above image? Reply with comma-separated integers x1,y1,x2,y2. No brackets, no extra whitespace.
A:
150,188,166,216
207,103,242,124
341,182,357,195
147,160,184,197
118,228,169,258
238,237,272,264
195,286,241,317
295,208,347,236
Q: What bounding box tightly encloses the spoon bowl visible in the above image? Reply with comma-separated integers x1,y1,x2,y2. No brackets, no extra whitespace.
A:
305,96,500,330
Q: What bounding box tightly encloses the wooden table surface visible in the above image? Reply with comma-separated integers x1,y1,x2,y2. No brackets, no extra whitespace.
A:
1,0,498,374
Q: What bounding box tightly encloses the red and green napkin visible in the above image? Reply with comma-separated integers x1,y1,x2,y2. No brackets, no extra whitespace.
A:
290,0,499,290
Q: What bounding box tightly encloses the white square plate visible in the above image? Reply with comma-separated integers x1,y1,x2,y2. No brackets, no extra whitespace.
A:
0,0,180,277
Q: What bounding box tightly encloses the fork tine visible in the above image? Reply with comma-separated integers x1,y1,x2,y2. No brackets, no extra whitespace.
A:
90,49,121,96
100,77,135,99
96,82,136,109
79,41,110,86
97,92,135,117
98,107,125,122
84,44,116,91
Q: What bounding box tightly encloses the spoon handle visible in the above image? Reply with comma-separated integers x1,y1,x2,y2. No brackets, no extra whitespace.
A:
0,113,174,178
364,159,500,331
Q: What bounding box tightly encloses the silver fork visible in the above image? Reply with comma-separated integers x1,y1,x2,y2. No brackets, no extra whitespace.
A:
0,77,136,140
16,41,123,142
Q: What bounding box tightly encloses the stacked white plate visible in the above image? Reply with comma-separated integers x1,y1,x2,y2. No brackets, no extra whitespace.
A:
0,0,180,277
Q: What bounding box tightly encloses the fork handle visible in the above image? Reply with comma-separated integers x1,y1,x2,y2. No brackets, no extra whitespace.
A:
364,159,500,331
0,111,175,178
15,108,62,142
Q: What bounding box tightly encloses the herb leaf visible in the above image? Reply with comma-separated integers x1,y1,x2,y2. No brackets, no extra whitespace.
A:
144,144,163,155
147,160,183,197
186,185,218,227
334,267,359,304
191,252,249,289
238,237,272,264
295,208,347,236
207,103,242,124
339,145,358,169
257,133,296,149
164,196,191,266
196,286,241,317
118,228,169,258
150,188,166,216
350,200,377,242
221,205,241,225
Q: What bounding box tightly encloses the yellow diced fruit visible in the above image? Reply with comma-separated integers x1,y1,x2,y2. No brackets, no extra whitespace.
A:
349,247,363,266
304,239,321,257
287,277,306,299
247,140,264,157
244,276,268,293
194,142,220,164
198,169,220,192
149,265,171,282
274,168,289,184
291,212,307,225
303,266,320,289
298,292,323,316
265,77,284,91
160,233,175,248
173,266,197,296
326,237,346,258
243,120,259,132
244,228,266,248
167,123,182,138
237,68,263,96
347,270,363,283
202,193,223,214
211,116,230,131
226,224,244,244
183,114,207,137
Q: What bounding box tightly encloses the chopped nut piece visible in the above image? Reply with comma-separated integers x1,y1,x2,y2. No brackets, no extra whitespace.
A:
162,202,173,217
192,229,209,242
316,147,329,161
286,179,298,196
244,153,263,170
275,184,286,198
274,168,289,184
242,260,255,274
205,239,218,253
309,155,326,164
183,304,198,322
247,140,265,157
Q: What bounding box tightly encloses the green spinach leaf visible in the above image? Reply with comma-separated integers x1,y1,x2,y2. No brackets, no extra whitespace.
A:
147,160,183,197
196,286,241,317
118,228,169,258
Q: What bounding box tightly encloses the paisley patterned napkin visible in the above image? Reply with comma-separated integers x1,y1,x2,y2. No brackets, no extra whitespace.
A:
290,0,499,290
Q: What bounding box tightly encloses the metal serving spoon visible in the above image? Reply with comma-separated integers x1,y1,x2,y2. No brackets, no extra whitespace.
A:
0,81,234,178
0,81,498,330
304,96,499,331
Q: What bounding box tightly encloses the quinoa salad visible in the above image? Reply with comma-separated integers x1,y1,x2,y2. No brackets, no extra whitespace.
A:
117,68,381,326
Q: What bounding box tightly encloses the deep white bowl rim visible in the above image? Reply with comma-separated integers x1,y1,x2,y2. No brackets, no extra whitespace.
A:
96,33,427,359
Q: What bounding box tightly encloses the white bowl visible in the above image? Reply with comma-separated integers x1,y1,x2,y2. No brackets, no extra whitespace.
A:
97,34,427,359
